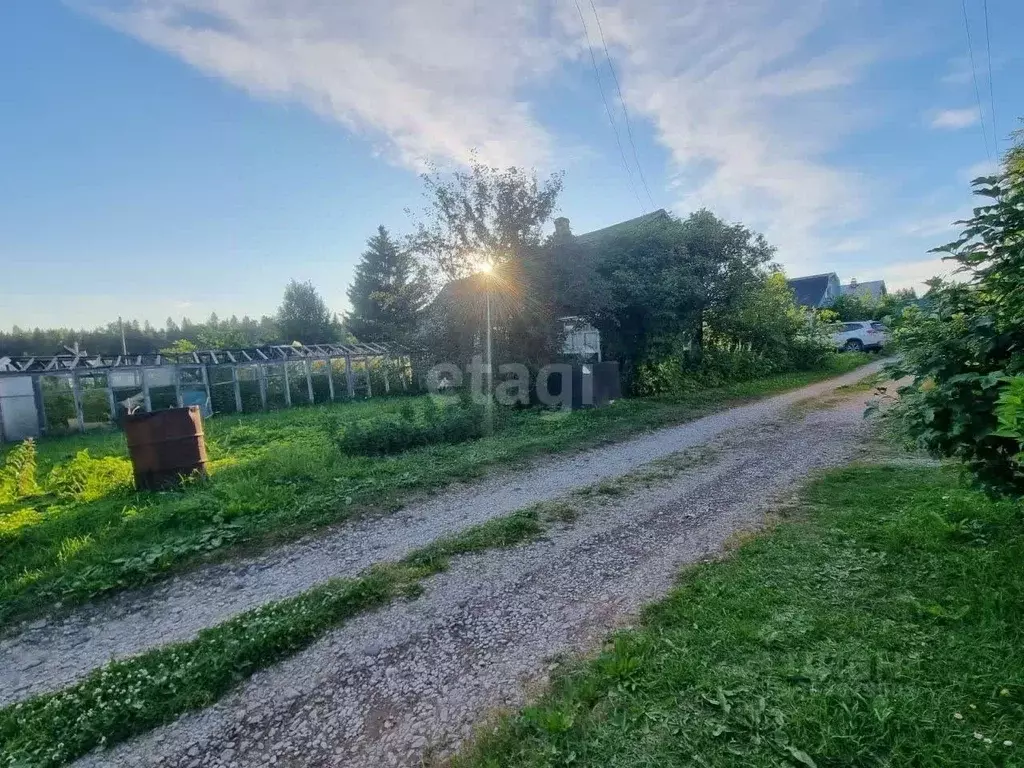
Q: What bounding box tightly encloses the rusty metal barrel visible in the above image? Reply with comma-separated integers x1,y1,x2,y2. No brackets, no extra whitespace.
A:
123,406,208,491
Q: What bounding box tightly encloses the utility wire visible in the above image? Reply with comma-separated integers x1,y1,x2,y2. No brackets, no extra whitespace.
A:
587,0,657,210
982,0,998,151
573,0,646,215
961,0,991,159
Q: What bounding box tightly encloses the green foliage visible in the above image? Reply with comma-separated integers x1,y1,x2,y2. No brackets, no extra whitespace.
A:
277,279,339,344
454,463,1024,768
345,225,429,344
0,439,41,503
413,158,564,281
994,376,1024,465
323,397,490,456
44,450,133,502
889,167,1024,495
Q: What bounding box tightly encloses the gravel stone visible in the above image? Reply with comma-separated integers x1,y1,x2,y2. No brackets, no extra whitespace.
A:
73,381,877,767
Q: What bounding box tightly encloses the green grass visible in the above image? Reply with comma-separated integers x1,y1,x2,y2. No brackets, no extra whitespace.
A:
0,505,566,767
453,462,1024,768
0,354,871,626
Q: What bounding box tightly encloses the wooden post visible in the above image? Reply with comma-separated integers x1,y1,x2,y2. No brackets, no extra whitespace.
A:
174,366,183,408
71,373,86,433
258,365,268,410
141,368,152,412
400,356,408,391
232,365,243,414
304,359,315,404
382,356,391,394
283,362,292,407
325,357,335,401
201,365,212,413
364,358,373,398
105,375,117,422
32,375,47,434
345,354,355,398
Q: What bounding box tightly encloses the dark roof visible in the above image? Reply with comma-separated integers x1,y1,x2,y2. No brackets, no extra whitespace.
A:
787,273,836,307
575,209,671,247
841,280,887,301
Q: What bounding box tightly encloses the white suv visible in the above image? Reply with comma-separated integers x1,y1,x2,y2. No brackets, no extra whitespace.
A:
834,321,888,352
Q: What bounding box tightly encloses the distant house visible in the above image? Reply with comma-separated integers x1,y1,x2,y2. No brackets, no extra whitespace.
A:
786,273,842,308
841,278,887,303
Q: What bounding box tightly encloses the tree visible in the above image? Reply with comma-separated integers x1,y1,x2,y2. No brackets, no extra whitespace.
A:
346,226,429,344
413,158,563,281
890,156,1024,494
277,280,338,344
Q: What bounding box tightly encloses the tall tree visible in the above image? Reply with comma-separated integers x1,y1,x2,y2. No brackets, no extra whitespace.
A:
345,226,429,344
413,158,563,281
277,280,337,344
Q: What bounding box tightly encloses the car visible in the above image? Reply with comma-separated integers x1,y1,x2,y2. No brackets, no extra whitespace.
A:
834,320,888,351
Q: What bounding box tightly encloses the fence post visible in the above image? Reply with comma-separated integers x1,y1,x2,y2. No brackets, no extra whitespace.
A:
71,373,86,433
283,362,292,407
382,356,391,394
174,366,183,408
32,375,47,434
201,365,212,413
232,365,243,414
364,358,373,398
258,365,268,410
304,359,315,404
345,354,355,398
326,357,335,401
106,375,117,422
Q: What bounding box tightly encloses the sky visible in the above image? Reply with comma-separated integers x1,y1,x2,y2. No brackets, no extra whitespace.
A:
1,0,1021,332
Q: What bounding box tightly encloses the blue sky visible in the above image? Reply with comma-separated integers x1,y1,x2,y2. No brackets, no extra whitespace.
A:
1,0,1020,331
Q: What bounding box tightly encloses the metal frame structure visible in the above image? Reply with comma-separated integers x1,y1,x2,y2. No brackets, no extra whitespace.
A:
0,342,410,440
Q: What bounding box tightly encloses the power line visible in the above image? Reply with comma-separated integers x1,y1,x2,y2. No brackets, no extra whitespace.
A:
982,0,997,151
961,0,991,159
572,0,646,214
587,0,657,210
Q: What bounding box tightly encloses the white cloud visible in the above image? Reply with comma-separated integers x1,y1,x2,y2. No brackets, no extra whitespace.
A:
930,107,980,130
80,0,568,169
574,0,882,270
79,0,897,276
876,256,959,293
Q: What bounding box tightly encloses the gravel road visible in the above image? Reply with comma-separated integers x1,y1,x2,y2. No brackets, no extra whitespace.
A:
74,382,877,767
1,361,884,707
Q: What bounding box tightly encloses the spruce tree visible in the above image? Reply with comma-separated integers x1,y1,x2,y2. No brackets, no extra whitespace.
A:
346,226,428,344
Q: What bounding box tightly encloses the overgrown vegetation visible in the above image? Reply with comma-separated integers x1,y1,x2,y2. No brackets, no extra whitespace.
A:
889,142,1024,495
0,355,868,626
321,395,491,456
454,462,1024,768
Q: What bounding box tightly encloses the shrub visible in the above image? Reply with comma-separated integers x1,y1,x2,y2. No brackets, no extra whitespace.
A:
0,439,41,503
321,398,488,456
46,450,134,502
889,167,1024,495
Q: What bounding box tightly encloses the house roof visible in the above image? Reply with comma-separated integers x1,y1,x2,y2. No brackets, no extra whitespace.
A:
787,273,837,307
841,280,887,301
574,209,671,247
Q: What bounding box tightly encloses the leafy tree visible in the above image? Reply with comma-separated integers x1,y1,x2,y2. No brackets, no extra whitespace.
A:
277,280,338,344
413,158,563,281
346,226,429,344
592,210,774,381
890,161,1024,494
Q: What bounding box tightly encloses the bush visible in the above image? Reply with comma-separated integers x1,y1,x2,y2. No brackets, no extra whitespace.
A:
322,398,488,456
889,167,1024,495
46,450,134,502
0,439,41,503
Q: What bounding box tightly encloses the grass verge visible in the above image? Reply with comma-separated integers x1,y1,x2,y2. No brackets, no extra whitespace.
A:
0,353,872,626
452,462,1024,768
0,438,727,767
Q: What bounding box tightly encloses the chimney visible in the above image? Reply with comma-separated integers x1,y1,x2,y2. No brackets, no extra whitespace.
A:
553,217,572,239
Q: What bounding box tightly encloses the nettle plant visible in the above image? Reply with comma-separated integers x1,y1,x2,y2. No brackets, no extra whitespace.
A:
890,169,1024,495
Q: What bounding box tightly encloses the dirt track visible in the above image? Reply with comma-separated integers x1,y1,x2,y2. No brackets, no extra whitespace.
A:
72,371,880,767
